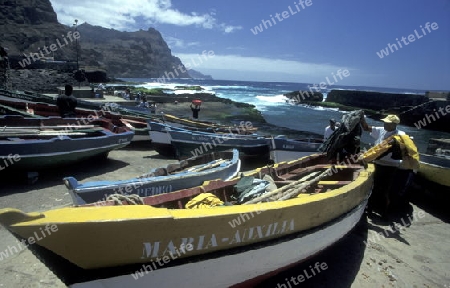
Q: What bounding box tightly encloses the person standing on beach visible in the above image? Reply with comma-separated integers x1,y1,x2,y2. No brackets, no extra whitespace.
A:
360,114,413,219
191,104,201,119
57,84,78,118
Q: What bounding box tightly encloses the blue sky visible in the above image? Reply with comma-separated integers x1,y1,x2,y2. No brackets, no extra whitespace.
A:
50,0,450,90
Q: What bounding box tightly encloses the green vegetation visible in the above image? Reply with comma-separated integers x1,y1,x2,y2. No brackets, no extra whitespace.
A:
130,87,167,95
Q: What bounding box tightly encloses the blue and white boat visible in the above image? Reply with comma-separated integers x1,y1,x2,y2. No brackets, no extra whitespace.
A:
0,115,134,171
148,120,270,159
268,135,323,163
64,149,241,205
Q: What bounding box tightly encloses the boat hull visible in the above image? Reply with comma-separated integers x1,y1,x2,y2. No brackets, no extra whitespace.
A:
68,199,368,288
172,139,270,159
65,149,241,205
269,137,323,163
168,129,270,159
0,95,150,142
418,154,450,187
148,120,267,159
0,117,134,170
0,140,131,170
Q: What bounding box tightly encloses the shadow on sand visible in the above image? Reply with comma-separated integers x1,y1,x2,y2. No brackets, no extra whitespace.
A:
257,216,369,288
0,156,129,195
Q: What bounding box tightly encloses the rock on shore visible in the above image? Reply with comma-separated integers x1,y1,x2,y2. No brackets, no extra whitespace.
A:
8,69,81,93
326,89,450,133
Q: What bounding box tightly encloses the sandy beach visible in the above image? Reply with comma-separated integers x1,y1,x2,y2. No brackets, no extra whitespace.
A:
0,100,450,287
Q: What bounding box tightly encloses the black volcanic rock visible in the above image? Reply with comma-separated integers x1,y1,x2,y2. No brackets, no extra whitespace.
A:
0,0,58,25
75,23,189,78
326,90,428,110
284,90,323,103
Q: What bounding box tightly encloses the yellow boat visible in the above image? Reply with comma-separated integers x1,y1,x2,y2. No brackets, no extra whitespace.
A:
418,153,450,187
0,154,374,287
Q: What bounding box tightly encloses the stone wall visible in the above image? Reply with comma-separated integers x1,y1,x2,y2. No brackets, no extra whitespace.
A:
326,90,428,111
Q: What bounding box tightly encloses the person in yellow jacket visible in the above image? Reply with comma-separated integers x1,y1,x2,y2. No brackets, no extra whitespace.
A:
360,114,417,220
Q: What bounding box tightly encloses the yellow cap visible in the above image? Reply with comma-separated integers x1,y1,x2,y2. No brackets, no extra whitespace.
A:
381,114,400,124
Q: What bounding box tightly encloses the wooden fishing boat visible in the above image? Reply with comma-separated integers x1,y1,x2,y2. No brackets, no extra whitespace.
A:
269,135,323,163
65,149,241,205
418,153,450,187
0,102,43,117
0,95,150,142
416,138,450,187
0,115,134,170
0,154,374,287
167,124,270,159
161,113,258,133
0,88,148,118
148,120,265,158
0,94,254,142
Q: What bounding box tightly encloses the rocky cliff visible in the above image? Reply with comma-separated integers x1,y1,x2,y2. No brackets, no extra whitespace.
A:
0,0,189,81
0,0,70,60
75,23,189,78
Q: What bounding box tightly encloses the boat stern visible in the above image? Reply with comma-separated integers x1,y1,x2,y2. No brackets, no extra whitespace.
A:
63,177,87,205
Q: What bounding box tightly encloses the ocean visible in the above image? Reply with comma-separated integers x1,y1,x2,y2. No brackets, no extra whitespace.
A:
121,78,450,153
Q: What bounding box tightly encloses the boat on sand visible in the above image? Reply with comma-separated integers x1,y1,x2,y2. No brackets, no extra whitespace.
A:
148,120,269,159
65,149,241,205
0,153,374,287
418,153,450,187
417,138,450,187
0,115,133,171
0,95,150,141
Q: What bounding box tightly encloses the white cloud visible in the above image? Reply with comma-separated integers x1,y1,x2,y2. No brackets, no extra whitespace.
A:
49,0,240,33
175,53,355,83
165,36,200,49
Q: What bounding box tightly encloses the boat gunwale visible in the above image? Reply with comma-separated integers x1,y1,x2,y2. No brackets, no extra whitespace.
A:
0,163,374,226
68,149,241,191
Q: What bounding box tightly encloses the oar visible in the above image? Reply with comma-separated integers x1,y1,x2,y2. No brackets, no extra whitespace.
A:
275,167,333,201
1,125,98,130
243,170,322,204
187,159,227,172
1,127,104,138
179,159,226,173
244,167,333,204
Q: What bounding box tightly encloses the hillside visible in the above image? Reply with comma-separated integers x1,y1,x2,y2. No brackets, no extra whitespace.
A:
0,0,189,80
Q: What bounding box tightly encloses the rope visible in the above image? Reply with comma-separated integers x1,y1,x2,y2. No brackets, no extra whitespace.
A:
106,194,144,205
393,100,435,115
184,159,226,173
